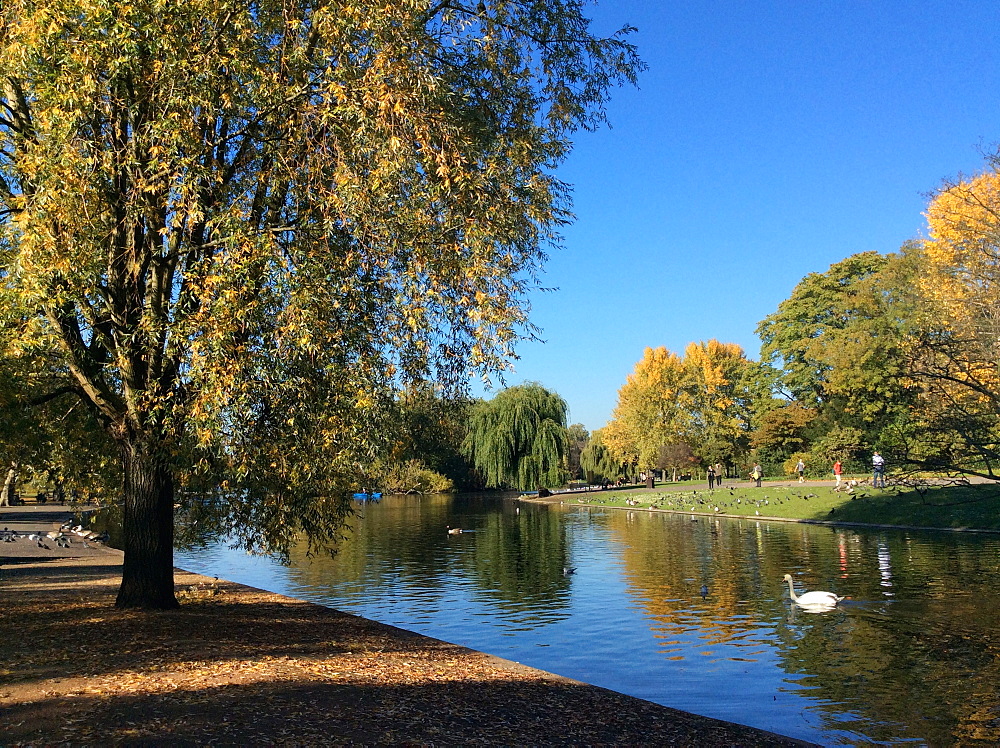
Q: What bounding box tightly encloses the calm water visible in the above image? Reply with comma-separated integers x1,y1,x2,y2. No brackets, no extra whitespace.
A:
175,494,1000,745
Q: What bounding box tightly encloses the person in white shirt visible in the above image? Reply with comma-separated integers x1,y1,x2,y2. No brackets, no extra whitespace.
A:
872,451,886,488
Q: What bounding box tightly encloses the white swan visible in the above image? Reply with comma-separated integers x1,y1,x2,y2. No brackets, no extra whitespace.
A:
783,574,844,609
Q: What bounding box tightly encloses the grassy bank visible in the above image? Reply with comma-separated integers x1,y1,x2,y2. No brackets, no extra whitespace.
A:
564,482,1000,531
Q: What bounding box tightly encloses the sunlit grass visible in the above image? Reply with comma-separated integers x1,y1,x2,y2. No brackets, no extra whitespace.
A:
564,482,1000,531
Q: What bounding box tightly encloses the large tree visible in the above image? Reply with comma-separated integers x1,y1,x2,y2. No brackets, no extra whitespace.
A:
603,341,754,473
908,166,1000,477
391,382,477,490
463,383,569,491
683,339,754,468
0,0,642,607
603,346,692,471
757,251,917,448
564,422,589,481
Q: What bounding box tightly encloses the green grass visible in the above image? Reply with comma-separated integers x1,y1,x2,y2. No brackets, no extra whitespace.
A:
564,482,1000,531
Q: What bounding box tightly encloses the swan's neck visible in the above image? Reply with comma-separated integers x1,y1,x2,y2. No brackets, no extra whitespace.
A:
785,578,799,602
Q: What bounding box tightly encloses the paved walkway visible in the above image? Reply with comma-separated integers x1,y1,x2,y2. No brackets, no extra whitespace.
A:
0,503,117,563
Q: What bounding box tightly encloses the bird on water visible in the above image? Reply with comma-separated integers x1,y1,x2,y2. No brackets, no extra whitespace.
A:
783,574,844,610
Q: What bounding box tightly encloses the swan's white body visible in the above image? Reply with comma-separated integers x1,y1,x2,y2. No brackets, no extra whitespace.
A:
783,574,843,609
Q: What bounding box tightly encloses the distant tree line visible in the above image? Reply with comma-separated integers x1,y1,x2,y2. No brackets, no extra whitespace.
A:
593,155,1000,482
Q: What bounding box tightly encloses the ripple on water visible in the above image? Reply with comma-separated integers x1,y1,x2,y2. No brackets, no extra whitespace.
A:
175,497,1000,746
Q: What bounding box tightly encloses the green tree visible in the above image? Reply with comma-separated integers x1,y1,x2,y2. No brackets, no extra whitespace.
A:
565,423,590,481
463,383,569,491
808,425,866,475
579,428,625,484
0,0,642,607
0,330,116,504
757,251,917,449
393,383,477,490
750,401,816,472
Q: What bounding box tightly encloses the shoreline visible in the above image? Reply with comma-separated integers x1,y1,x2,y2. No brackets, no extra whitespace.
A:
1,504,810,746
523,479,1000,535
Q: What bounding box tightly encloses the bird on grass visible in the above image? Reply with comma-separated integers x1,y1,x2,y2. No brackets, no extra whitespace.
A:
783,574,844,610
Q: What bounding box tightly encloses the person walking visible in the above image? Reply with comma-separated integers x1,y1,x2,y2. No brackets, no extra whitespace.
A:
707,464,716,490
715,463,724,487
872,451,886,488
795,458,805,483
833,459,842,488
751,462,762,488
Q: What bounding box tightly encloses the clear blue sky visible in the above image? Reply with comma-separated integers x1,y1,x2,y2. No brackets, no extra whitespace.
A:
477,0,1000,432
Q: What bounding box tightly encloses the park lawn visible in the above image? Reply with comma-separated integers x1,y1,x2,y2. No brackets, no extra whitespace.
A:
565,482,1000,531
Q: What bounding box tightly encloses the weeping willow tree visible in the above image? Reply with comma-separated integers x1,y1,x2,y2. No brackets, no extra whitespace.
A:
0,0,643,608
464,383,569,491
579,428,626,484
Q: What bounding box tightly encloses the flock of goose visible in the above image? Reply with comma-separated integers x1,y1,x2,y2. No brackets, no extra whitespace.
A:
0,523,108,549
577,485,877,516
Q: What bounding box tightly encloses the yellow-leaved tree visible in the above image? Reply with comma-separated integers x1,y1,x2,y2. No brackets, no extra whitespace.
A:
603,346,693,473
683,340,753,468
0,0,642,608
913,167,1000,476
603,341,755,478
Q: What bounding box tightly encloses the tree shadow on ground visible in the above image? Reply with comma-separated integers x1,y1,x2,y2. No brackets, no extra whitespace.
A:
3,671,799,747
1,561,804,746
816,484,1000,530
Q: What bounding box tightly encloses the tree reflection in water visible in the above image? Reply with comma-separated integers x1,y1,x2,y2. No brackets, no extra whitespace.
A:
175,494,1000,745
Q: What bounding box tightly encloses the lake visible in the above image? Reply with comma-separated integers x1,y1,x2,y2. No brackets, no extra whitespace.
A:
174,493,1000,745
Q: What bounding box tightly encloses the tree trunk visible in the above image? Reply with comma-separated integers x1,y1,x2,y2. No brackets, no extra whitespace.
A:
115,439,178,609
1,464,17,506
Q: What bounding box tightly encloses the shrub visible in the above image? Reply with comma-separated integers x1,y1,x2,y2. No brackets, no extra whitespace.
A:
381,460,454,494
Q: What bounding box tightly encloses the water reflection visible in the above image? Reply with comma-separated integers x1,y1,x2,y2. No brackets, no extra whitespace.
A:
175,494,1000,745
877,537,893,592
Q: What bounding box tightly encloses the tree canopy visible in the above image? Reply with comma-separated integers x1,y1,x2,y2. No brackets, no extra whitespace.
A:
0,0,642,607
756,251,917,461
907,167,1000,476
603,346,691,471
463,383,569,491
602,342,754,473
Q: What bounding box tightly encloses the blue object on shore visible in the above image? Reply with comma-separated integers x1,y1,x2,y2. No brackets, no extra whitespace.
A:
352,492,383,501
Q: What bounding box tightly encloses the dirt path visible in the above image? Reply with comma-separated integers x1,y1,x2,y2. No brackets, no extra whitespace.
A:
1,506,809,746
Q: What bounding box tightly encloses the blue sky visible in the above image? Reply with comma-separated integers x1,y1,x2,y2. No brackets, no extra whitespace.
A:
478,1,1000,432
